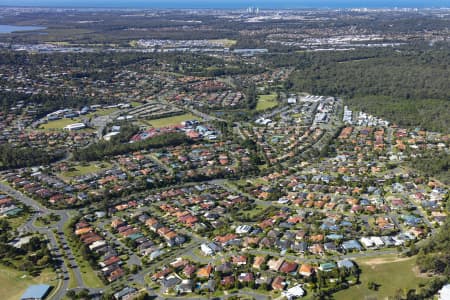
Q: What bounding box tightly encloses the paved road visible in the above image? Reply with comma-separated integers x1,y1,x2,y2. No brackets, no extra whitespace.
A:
184,106,227,122
0,182,87,298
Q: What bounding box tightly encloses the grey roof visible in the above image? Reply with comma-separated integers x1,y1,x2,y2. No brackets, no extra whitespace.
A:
337,259,355,269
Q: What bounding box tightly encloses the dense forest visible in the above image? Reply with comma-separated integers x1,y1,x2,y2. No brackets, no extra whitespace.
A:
0,144,65,169
345,96,449,133
282,47,450,133
0,219,56,276
72,132,191,161
0,91,103,119
409,152,450,185
408,216,450,299
416,217,450,277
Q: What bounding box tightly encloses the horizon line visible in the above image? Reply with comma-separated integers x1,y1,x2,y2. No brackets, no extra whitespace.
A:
1,5,449,9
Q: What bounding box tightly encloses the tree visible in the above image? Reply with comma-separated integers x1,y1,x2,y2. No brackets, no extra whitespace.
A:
367,281,379,291
66,290,76,299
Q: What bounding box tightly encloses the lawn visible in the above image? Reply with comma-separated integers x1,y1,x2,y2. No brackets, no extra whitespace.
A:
77,261,104,288
334,255,428,300
209,39,237,47
86,108,118,117
0,266,58,300
59,162,112,180
39,118,81,130
130,101,144,108
148,113,197,128
256,93,278,111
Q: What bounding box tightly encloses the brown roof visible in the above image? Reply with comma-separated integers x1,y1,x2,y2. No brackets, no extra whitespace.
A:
280,261,298,273
252,256,266,269
299,264,314,276
271,276,285,290
197,264,213,278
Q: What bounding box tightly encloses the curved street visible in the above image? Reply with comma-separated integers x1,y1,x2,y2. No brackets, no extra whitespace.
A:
0,182,86,299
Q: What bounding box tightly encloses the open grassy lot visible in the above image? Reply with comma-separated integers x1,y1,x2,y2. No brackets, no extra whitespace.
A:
59,162,112,180
39,118,80,130
209,38,237,47
256,93,278,111
77,261,104,288
0,266,58,300
148,113,197,128
86,108,118,117
130,101,144,107
334,255,428,300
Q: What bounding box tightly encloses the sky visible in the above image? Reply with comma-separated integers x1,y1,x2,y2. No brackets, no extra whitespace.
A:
0,0,448,8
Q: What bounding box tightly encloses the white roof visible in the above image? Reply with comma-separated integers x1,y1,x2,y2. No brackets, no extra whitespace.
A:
360,237,374,247
64,123,85,130
439,284,450,300
283,285,305,298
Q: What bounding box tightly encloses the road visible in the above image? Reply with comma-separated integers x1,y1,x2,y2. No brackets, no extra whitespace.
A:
184,105,226,122
0,182,87,299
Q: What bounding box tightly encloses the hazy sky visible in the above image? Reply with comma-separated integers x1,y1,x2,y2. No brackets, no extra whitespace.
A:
0,0,448,8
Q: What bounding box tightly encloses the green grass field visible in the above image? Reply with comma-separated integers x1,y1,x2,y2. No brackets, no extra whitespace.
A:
59,162,112,180
148,113,197,128
256,93,278,111
40,118,80,130
0,266,58,300
334,255,428,300
130,101,144,107
87,108,118,117
77,261,104,288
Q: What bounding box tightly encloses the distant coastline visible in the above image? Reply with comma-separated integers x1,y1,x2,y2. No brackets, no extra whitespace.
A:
0,25,46,33
0,0,448,9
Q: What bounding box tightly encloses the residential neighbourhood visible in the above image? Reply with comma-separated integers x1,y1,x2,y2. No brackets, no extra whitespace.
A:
0,6,448,300
1,90,448,299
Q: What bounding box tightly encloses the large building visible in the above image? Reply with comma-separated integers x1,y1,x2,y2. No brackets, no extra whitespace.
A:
64,123,86,131
20,284,51,300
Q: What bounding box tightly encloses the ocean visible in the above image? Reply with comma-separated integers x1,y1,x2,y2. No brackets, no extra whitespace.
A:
0,25,46,33
0,0,448,9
